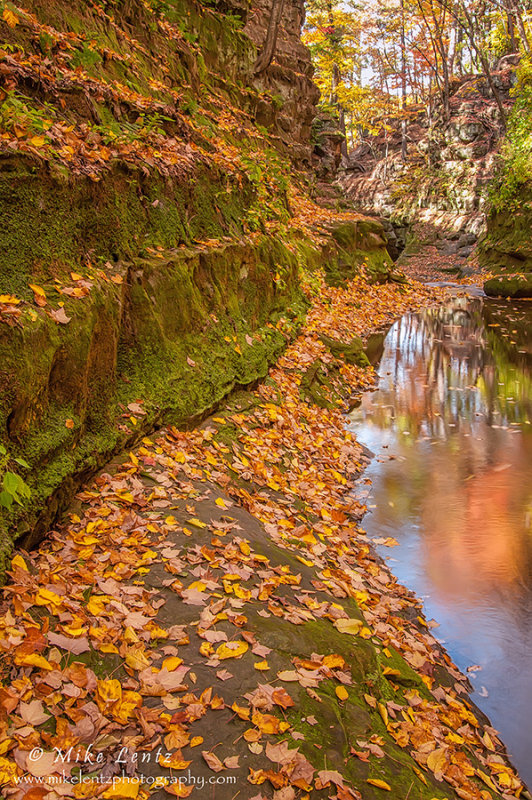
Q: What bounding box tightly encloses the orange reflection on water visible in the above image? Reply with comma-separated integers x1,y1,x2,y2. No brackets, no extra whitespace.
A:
350,294,532,784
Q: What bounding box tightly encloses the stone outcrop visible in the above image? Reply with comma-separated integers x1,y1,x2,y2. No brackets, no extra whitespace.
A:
339,61,518,256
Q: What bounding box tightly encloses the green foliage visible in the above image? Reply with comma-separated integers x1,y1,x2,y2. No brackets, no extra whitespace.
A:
0,91,55,138
240,148,291,229
488,56,532,212
0,445,30,510
222,12,244,29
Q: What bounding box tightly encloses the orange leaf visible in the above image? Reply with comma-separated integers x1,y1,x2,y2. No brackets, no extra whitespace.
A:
2,8,18,27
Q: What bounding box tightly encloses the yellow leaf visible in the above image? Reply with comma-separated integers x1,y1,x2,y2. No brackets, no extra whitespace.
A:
334,618,363,636
254,660,270,671
323,654,345,669
15,653,53,670
476,770,497,791
215,497,227,508
96,679,122,711
187,518,207,528
252,711,289,734
125,648,150,670
11,554,28,571
233,583,251,600
231,702,251,720
367,779,391,791
0,294,21,304
377,702,388,727
0,755,18,784
159,750,191,770
62,622,87,637
34,587,63,607
114,691,142,724
99,643,119,653
216,641,249,660
426,748,447,775
165,784,193,797
199,642,214,657
86,595,111,615
382,667,401,677
162,656,184,671
124,627,140,645
482,731,496,751
335,686,349,701
0,739,12,757
445,731,464,745
412,766,427,785
190,736,204,747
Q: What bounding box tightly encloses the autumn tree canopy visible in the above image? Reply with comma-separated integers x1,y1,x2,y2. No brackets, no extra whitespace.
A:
302,0,532,148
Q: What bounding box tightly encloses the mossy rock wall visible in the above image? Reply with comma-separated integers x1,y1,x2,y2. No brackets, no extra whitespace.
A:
322,219,392,285
0,236,301,556
0,155,255,296
478,183,532,273
0,159,390,566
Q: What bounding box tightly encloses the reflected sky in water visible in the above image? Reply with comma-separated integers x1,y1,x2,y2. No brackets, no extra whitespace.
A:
349,294,532,785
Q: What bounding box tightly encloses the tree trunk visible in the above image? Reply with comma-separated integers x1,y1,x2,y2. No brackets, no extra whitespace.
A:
339,106,348,157
442,0,507,128
400,0,408,160
505,4,517,52
512,0,531,52
254,0,286,75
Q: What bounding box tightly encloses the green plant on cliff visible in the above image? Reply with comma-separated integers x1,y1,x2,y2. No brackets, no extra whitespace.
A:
0,445,30,510
488,55,532,212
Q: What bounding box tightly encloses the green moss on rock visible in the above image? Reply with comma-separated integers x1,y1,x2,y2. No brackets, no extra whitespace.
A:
484,272,532,298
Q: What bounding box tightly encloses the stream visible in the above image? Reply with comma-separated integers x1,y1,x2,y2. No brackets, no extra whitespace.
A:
349,290,532,786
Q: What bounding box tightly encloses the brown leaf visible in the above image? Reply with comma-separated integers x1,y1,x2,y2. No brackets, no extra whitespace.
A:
48,632,90,656
50,307,71,324
19,699,50,726
202,750,225,772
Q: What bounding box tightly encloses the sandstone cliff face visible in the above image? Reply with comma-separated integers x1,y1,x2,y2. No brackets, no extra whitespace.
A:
244,0,320,165
339,60,518,252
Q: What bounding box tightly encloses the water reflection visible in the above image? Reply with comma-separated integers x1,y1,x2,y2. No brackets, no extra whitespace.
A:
349,294,532,785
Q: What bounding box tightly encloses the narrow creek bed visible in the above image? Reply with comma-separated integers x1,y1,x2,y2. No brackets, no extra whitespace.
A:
349,289,532,785
1,274,527,800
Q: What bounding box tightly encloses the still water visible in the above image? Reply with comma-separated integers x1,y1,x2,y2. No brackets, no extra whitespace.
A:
349,292,532,785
